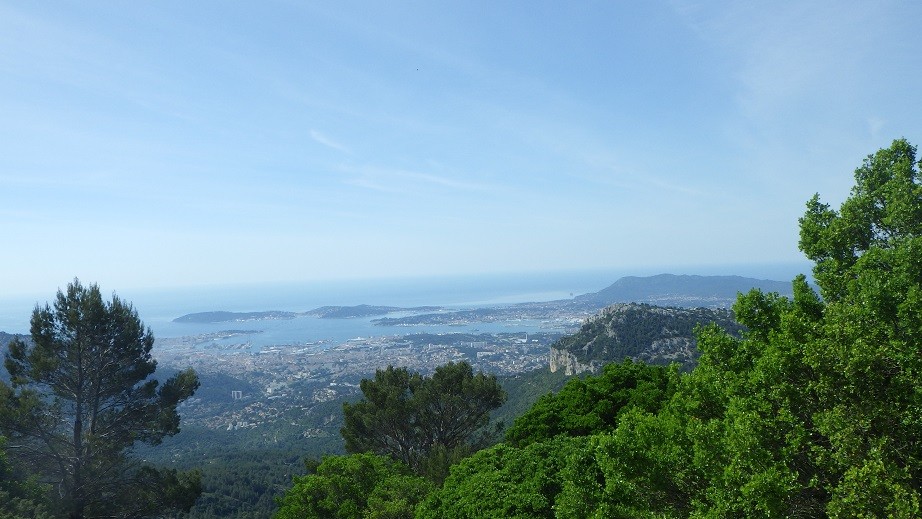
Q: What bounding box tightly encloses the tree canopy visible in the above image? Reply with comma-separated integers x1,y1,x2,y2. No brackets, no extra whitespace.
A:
796,137,922,514
341,361,505,480
0,435,51,519
505,359,678,447
0,280,201,518
274,453,432,519
416,436,589,519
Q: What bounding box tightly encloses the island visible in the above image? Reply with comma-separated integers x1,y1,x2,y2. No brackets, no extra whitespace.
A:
173,311,300,323
305,304,441,319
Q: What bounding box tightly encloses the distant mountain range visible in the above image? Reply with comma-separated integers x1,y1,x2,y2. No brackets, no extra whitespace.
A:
576,273,794,308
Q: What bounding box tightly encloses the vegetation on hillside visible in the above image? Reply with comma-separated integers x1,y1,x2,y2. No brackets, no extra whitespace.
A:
341,361,506,481
0,436,51,519
552,303,743,366
504,359,678,448
275,453,433,519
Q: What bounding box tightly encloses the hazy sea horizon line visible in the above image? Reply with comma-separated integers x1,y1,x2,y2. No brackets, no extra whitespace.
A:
0,263,812,335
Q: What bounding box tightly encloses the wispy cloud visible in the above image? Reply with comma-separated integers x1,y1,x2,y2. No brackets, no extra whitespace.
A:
310,130,351,153
338,164,494,194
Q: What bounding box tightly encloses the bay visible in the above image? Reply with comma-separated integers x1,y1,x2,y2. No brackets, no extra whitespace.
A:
0,264,809,345
0,270,621,345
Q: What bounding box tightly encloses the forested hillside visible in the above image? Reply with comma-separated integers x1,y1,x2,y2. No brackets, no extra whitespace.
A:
130,365,568,518
549,303,743,373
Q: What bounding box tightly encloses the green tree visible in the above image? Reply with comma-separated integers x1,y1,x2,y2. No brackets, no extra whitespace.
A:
673,285,825,517
798,138,922,515
274,453,432,519
555,411,689,519
0,280,201,519
341,361,505,480
547,282,826,518
620,138,922,517
0,435,52,519
416,361,680,518
505,359,679,448
416,436,589,519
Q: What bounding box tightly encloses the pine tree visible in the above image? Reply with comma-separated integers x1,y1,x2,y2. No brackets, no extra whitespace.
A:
0,280,201,518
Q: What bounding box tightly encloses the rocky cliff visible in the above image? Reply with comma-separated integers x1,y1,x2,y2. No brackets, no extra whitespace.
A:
548,347,599,376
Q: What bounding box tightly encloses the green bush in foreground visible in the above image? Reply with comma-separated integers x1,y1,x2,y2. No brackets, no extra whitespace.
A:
274,453,432,519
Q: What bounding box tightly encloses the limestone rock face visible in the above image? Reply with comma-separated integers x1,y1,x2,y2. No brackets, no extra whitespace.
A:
548,347,598,376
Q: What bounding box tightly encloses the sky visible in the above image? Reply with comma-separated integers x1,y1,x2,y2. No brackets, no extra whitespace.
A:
2,0,921,298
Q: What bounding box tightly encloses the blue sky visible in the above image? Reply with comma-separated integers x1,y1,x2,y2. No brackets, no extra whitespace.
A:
2,1,920,297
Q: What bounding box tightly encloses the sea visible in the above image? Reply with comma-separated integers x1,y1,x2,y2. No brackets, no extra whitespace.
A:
0,265,811,350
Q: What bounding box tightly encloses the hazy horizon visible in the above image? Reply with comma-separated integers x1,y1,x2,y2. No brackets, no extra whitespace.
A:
0,262,811,335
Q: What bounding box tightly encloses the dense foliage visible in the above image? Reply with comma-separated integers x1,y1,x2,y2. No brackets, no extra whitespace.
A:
0,436,51,519
491,368,570,431
275,453,432,519
341,361,505,480
795,138,922,514
416,436,589,519
0,280,201,518
171,435,335,519
505,359,678,447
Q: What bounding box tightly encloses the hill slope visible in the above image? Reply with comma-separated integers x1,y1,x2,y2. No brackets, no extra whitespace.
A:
576,273,793,308
549,303,743,374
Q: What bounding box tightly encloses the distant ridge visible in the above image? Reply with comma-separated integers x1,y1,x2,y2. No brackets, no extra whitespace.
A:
306,304,441,319
173,311,299,323
174,305,444,323
576,274,794,308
